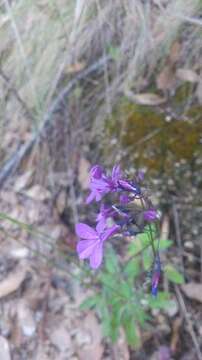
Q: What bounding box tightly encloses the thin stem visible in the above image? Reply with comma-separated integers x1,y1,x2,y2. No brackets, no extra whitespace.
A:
139,197,156,257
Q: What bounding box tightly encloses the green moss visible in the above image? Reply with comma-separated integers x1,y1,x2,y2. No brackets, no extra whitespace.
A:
105,101,202,175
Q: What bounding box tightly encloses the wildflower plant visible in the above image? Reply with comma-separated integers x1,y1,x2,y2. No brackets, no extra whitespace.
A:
75,165,184,347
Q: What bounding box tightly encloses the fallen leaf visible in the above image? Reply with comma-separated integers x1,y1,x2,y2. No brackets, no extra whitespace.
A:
14,170,33,192
0,265,27,299
76,312,103,360
0,336,11,360
112,328,130,360
181,283,202,303
169,41,181,64
56,190,67,215
25,185,51,201
78,157,90,190
78,344,103,360
125,90,166,105
17,300,36,337
176,68,199,83
156,65,176,91
66,61,86,74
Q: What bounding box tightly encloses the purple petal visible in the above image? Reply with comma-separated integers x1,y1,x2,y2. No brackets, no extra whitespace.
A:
90,165,104,179
95,191,103,202
89,241,103,269
96,220,106,235
112,164,122,181
91,178,110,192
75,223,98,239
101,224,120,242
118,179,141,194
77,240,98,259
86,191,96,204
143,209,157,222
119,194,131,204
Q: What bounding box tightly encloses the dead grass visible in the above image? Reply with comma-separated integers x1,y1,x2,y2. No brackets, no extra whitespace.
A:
0,0,201,173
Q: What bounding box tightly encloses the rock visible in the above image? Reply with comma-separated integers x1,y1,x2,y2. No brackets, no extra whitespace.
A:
9,247,29,259
75,330,91,347
17,300,36,337
0,336,11,360
25,185,51,201
49,325,71,352
181,283,202,303
165,298,179,317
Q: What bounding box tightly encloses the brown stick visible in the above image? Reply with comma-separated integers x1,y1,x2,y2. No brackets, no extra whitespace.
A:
175,285,202,360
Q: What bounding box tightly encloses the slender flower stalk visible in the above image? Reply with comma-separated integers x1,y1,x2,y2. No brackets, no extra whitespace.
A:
151,254,161,296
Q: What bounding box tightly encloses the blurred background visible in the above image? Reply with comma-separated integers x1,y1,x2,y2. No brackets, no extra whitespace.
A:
0,0,202,359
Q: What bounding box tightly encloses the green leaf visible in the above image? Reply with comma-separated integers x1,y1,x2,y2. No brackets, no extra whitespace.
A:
110,305,123,342
164,264,185,284
128,232,150,256
122,314,141,348
99,273,116,288
154,239,173,250
105,246,119,274
148,291,171,309
124,258,140,279
143,248,153,271
80,295,99,310
119,283,132,299
99,299,111,337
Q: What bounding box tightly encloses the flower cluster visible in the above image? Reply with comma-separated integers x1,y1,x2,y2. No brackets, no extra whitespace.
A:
75,164,161,295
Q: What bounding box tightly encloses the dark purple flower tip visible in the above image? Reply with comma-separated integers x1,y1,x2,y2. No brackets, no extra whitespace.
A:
151,271,160,297
143,209,158,222
151,254,161,296
118,179,141,195
90,165,104,179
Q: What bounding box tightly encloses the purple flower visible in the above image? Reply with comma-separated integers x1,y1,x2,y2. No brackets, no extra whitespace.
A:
151,254,161,296
118,179,141,196
111,164,122,186
144,209,158,222
86,165,109,204
96,204,115,229
75,222,120,269
86,164,122,204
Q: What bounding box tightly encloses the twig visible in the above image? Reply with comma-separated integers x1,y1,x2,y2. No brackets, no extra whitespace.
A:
172,201,185,276
200,236,202,283
0,55,111,188
38,269,51,341
175,285,202,360
173,14,202,27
